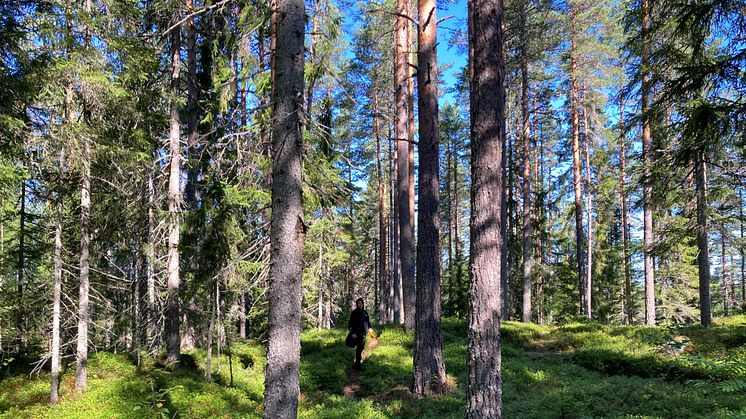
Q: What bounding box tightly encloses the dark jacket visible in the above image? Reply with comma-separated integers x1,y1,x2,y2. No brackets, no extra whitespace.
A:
347,308,370,334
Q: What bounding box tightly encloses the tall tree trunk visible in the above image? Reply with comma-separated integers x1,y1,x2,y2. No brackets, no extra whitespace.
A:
389,128,396,322
165,7,182,365
76,133,91,391
317,239,323,329
532,104,547,325
262,0,305,415
413,0,446,395
696,156,712,327
534,106,543,325
546,204,554,321
722,228,729,316
407,3,417,326
17,170,25,351
503,115,513,321
466,0,505,414
738,186,746,311
206,280,216,381
520,18,532,323
132,244,142,354
239,294,247,338
453,141,461,258
569,18,587,317
76,0,94,389
306,0,319,116
374,92,389,323
52,5,76,395
184,0,199,205
50,147,64,403
446,132,453,267
395,0,415,331
392,141,401,323
641,0,655,326
619,96,632,325
582,98,593,317
147,159,157,348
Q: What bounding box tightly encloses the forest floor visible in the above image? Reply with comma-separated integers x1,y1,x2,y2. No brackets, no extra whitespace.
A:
1,315,745,418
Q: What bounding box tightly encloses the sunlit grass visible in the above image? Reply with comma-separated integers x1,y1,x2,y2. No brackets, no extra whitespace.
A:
1,315,744,418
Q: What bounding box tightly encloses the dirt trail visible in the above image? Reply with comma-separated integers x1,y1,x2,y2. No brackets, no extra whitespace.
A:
342,335,379,398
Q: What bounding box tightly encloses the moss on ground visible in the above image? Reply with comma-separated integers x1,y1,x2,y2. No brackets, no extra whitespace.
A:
1,315,744,418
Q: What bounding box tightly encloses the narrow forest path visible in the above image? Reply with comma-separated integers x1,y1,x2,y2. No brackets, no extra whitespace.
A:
342,334,379,398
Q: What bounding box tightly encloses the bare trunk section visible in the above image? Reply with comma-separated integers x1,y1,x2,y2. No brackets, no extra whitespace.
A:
50,147,64,403
569,20,587,318
413,0,446,395
392,141,401,323
76,131,91,392
206,280,216,381
407,0,417,328
466,0,505,414
453,146,461,258
534,108,544,325
239,295,247,339
17,160,26,352
317,238,323,329
374,93,389,323
389,129,396,322
147,164,157,346
619,95,632,324
520,21,532,323
446,134,453,267
184,0,199,205
696,157,712,327
738,187,746,311
721,229,729,316
262,0,305,415
165,8,182,365
502,116,513,320
53,6,76,398
75,0,94,390
582,98,593,317
641,0,655,326
395,0,415,331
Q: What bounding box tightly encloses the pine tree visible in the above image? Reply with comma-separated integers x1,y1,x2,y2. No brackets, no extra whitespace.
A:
466,0,505,414
262,0,305,415
394,0,414,329
165,3,183,365
413,0,446,396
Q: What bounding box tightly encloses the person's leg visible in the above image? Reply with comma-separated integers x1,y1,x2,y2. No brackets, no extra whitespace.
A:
355,336,365,367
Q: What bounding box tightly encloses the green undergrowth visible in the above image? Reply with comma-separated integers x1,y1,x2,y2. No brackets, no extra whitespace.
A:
1,315,744,418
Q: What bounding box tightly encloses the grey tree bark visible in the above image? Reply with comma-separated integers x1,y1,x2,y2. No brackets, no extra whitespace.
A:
262,0,305,415
619,95,632,324
165,6,182,365
569,21,587,318
582,99,593,317
75,0,94,390
147,163,157,346
50,146,64,403
641,0,656,326
696,156,712,327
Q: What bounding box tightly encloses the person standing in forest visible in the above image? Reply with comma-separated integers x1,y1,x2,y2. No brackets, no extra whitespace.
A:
347,298,370,370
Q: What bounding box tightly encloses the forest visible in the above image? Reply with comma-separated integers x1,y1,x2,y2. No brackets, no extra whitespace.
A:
0,0,744,417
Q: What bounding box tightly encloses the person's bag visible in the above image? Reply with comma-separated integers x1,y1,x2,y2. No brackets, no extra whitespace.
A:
345,330,357,348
